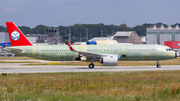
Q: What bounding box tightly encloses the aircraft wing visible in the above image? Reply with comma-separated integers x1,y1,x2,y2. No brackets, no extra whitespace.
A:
66,41,107,58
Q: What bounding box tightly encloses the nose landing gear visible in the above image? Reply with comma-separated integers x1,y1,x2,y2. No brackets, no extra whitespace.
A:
157,61,161,68
89,63,94,68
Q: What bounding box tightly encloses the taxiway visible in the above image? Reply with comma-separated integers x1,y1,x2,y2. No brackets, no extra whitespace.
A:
0,63,179,73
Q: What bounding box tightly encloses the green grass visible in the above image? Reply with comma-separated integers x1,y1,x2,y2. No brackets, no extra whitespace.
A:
1,71,180,100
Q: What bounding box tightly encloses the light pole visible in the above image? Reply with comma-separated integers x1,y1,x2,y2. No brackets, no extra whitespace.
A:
5,32,7,47
86,29,88,42
80,33,81,42
69,27,71,44
101,31,103,37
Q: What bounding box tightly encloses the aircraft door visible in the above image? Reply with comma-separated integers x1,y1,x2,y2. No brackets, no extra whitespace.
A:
76,45,87,52
32,47,36,55
156,46,161,55
121,46,128,60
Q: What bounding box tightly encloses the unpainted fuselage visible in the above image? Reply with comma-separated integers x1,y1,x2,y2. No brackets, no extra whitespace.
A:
5,44,176,61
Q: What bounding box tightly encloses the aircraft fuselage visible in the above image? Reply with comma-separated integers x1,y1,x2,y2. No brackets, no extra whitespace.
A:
5,44,176,61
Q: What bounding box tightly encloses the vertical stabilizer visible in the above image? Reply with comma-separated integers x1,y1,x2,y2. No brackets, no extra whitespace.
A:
6,22,33,46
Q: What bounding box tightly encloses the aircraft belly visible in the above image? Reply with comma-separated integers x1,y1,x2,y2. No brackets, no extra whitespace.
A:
165,52,175,59
142,53,151,60
128,52,142,60
40,52,75,61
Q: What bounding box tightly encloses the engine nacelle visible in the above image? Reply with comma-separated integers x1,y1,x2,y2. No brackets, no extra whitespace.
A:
100,55,119,66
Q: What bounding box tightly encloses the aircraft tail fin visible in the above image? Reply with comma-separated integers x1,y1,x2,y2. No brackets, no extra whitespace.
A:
6,22,33,46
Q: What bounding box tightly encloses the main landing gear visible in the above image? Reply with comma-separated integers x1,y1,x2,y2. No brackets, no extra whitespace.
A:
89,59,95,68
157,61,161,68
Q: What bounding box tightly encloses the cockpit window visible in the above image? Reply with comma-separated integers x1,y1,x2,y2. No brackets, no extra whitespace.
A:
166,48,173,51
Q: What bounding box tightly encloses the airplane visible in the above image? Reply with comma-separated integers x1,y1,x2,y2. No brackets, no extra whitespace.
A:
3,22,179,68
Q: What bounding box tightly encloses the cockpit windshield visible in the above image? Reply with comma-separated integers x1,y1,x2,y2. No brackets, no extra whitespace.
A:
166,48,173,51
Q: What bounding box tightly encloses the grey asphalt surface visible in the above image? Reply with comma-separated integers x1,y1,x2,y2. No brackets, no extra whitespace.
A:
0,62,180,73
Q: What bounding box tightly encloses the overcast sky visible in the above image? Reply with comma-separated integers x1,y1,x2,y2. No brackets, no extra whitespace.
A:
0,0,180,28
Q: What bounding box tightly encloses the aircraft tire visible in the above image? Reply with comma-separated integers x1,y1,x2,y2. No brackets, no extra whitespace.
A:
89,63,94,68
157,65,161,68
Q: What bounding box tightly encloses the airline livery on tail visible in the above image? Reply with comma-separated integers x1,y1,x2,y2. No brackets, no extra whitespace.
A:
4,22,179,68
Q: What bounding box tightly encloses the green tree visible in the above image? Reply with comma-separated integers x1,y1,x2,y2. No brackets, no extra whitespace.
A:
132,23,154,36
19,26,32,34
0,26,7,32
33,25,47,34
117,24,131,31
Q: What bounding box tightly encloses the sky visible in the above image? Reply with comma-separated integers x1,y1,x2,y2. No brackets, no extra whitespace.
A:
0,0,180,28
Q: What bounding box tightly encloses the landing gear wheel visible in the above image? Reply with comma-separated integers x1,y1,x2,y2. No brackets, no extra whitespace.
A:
89,63,94,68
157,61,161,68
157,64,161,68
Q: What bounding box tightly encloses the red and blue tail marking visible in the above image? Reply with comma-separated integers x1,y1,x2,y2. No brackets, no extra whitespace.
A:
6,22,33,46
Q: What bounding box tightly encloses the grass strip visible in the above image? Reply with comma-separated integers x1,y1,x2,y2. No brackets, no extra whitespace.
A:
0,71,180,100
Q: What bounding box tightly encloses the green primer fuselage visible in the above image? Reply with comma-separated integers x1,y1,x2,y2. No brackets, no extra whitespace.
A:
5,44,175,61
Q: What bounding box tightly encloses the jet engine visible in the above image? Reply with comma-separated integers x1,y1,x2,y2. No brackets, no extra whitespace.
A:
100,55,119,66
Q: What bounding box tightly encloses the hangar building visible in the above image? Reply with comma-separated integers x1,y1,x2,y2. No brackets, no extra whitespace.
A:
146,24,180,45
113,31,142,44
89,31,142,44
0,32,10,43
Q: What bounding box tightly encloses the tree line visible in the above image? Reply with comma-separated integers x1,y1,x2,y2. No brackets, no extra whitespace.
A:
0,23,179,43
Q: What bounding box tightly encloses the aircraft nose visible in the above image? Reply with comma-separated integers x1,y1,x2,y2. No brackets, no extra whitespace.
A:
175,52,179,58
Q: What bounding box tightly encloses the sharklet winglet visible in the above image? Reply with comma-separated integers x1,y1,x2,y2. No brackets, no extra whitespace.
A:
66,41,75,51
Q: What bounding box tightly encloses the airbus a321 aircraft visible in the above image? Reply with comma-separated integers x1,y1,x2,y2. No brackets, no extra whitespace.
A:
4,22,179,68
